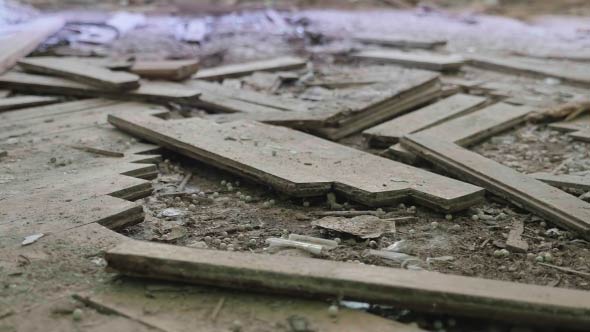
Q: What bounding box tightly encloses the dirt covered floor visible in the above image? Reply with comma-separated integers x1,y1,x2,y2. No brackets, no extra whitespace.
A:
2,0,590,331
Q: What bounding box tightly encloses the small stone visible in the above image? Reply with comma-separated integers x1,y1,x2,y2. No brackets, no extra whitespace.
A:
398,203,406,209
328,304,339,317
223,237,231,243
333,237,341,244
494,249,509,258
540,221,547,228
303,201,310,207
430,221,439,229
432,320,444,330
368,240,378,249
219,243,228,250
230,320,242,332
408,229,416,235
450,224,461,232
221,180,226,185
471,215,479,221
445,214,453,221
248,239,257,247
213,238,222,245
72,308,83,321
204,236,212,242
543,252,554,263
535,255,544,263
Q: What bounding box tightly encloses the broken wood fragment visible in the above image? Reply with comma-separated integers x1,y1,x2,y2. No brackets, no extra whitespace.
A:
529,172,590,191
506,220,528,253
401,133,590,239
538,262,590,278
69,145,125,158
109,113,484,211
18,56,140,90
105,240,590,328
364,93,487,147
549,114,590,143
131,59,199,81
193,56,307,80
0,95,61,112
353,34,447,49
0,17,65,75
312,215,396,239
353,50,464,71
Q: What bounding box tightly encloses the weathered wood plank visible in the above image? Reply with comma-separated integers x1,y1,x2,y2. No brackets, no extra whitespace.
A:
467,54,590,88
353,34,447,49
0,98,119,122
530,172,590,191
105,240,590,329
363,93,487,147
18,56,140,90
193,56,307,80
401,133,590,239
387,102,533,162
0,17,65,74
131,59,199,81
76,278,424,332
0,95,61,112
0,71,202,105
353,50,464,71
549,114,590,142
109,112,484,211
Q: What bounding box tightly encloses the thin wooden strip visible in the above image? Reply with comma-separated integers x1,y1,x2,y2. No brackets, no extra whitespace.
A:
193,56,307,80
0,95,61,112
18,56,140,90
529,172,590,191
0,98,119,122
363,93,487,147
352,34,447,49
353,50,464,71
0,17,65,74
108,113,484,211
401,133,590,239
105,240,590,329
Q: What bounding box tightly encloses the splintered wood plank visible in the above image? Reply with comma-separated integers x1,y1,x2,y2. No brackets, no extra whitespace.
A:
105,240,590,329
18,56,140,90
363,93,487,147
402,134,590,239
529,172,590,191
109,112,484,211
0,95,61,112
193,56,307,80
506,219,528,253
0,17,65,74
0,98,119,122
353,34,447,49
353,50,464,71
76,279,424,332
387,102,533,162
205,68,442,140
467,54,590,87
0,71,201,105
131,59,199,81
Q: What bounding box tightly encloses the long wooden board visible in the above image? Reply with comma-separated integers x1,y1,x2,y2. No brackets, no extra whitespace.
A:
402,133,590,239
353,50,464,71
363,93,487,147
0,95,61,112
76,279,424,332
387,102,533,162
109,112,484,211
18,56,140,90
131,59,199,81
0,98,119,122
193,56,307,80
353,34,446,49
0,17,65,74
467,54,590,88
105,240,590,329
0,71,202,105
529,172,590,191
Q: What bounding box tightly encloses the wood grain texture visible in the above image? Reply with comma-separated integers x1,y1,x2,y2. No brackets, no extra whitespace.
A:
506,219,529,253
363,93,487,147
353,50,464,71
0,95,61,112
193,56,307,80
529,172,590,191
109,112,484,211
19,56,140,90
402,133,590,239
0,17,65,74
105,240,590,329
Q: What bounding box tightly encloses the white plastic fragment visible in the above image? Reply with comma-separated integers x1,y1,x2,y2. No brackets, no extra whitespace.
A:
161,208,182,217
265,238,325,255
288,234,339,248
22,233,44,246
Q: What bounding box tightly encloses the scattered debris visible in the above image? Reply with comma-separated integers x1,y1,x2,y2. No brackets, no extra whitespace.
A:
266,238,326,256
353,49,464,71
69,145,124,158
22,233,44,246
506,220,528,253
194,56,307,80
312,215,396,239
